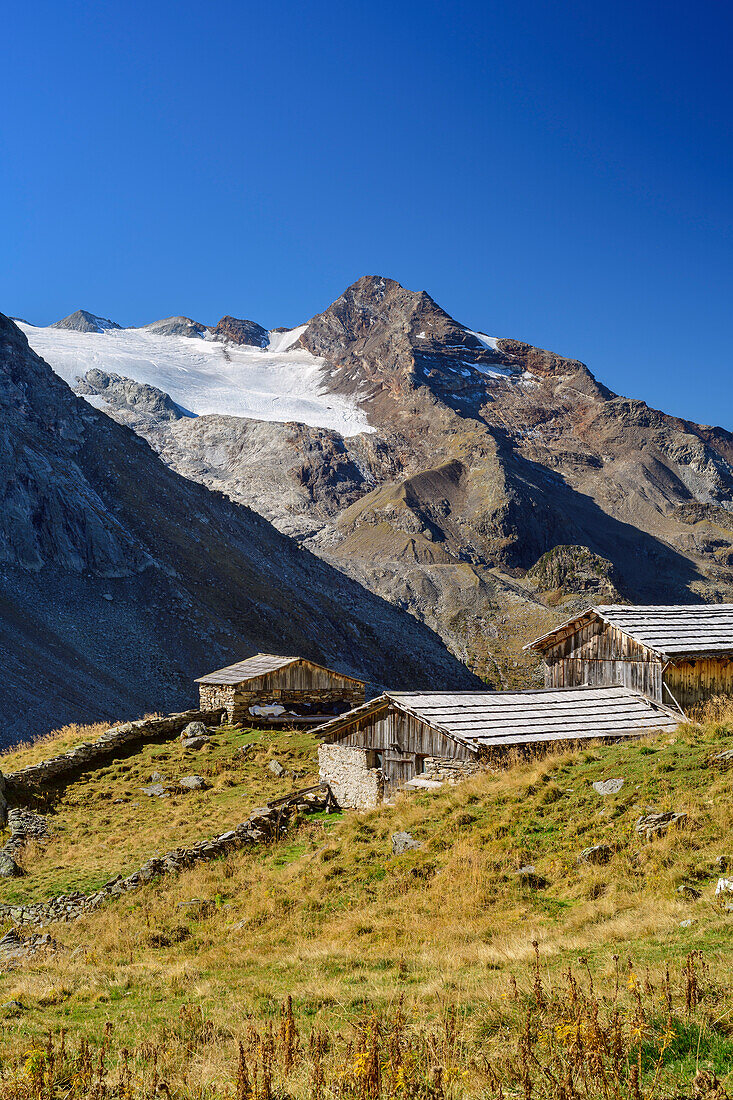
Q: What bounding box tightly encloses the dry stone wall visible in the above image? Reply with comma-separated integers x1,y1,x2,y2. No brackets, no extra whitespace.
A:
4,708,225,797
0,786,337,928
422,758,484,782
318,743,384,809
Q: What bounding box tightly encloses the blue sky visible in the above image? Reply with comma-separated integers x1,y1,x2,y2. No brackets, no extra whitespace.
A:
2,0,731,427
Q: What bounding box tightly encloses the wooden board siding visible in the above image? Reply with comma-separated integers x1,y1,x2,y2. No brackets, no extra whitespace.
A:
664,657,733,711
540,620,664,701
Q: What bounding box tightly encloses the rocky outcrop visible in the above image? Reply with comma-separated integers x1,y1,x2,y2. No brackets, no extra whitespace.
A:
210,316,268,347
75,369,188,421
142,317,207,338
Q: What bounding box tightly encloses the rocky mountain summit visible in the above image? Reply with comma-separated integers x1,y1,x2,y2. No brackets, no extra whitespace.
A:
51,310,121,333
0,312,479,742
22,277,733,687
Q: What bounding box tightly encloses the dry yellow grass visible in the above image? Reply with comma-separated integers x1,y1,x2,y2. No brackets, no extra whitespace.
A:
0,703,731,1095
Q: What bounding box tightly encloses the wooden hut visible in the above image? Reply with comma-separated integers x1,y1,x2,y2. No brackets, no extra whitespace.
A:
526,604,733,713
195,654,365,726
314,685,679,808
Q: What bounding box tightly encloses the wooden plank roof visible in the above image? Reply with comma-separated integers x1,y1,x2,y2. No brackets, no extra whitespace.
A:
195,653,365,686
525,604,733,658
315,684,680,750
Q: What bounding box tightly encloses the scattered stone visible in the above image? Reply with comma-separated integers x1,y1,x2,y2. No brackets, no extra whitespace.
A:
677,884,701,900
236,745,251,757
634,811,687,841
715,878,733,899
592,778,624,796
578,844,613,866
181,736,209,750
0,930,59,963
179,775,208,791
181,721,208,741
391,831,422,855
1,1001,23,1014
680,919,695,928
715,855,729,873
139,784,168,798
150,772,164,782
512,865,548,889
268,760,286,776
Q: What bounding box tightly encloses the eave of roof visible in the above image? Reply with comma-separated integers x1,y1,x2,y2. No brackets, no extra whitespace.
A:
525,604,733,659
315,685,680,750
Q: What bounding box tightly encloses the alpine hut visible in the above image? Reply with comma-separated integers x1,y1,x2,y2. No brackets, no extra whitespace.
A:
526,604,733,713
195,654,365,726
314,685,680,808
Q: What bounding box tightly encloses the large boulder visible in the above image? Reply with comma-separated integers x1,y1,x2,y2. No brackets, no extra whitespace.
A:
181,721,208,741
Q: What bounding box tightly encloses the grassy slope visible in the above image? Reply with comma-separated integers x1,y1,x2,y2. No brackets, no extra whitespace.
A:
0,709,731,1094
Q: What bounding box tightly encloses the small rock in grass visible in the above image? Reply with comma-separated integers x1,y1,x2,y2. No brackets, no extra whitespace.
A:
512,865,548,889
391,831,422,855
714,855,729,873
677,884,701,900
268,760,286,777
592,778,624,796
150,772,164,782
715,878,733,899
634,811,687,841
139,784,168,798
679,919,695,928
181,721,208,741
179,775,207,791
2,1001,23,1015
181,736,209,750
578,844,613,866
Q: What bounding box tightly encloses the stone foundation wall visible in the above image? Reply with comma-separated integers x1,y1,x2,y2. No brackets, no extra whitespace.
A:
198,685,236,717
318,743,384,809
422,758,485,782
199,685,364,724
5,708,225,796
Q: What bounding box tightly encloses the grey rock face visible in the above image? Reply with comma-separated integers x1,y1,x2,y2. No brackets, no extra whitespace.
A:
268,760,286,777
139,784,168,797
391,831,421,855
593,778,624,796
